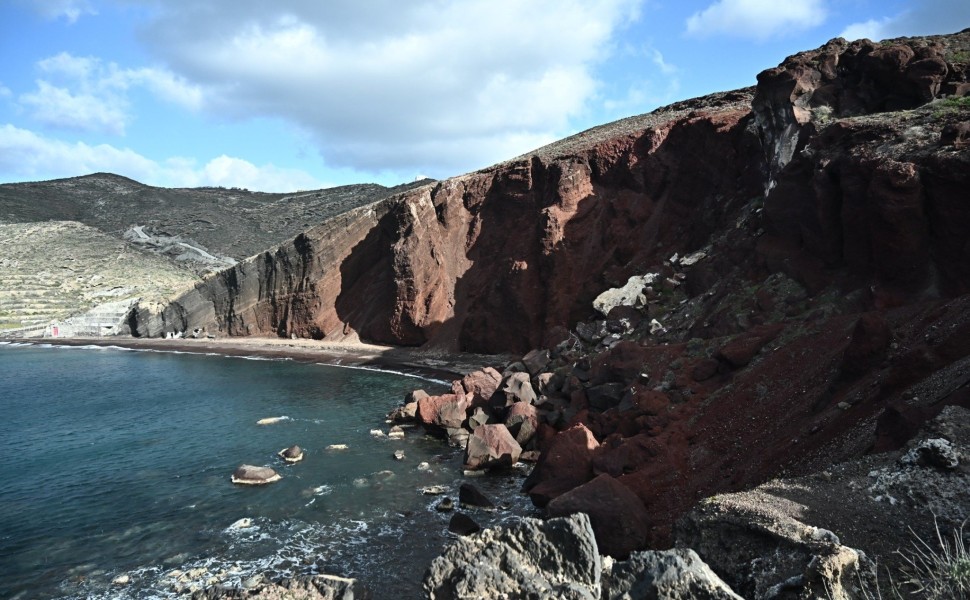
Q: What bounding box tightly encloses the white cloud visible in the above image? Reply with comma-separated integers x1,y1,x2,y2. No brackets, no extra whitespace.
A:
137,0,643,176
840,18,895,41
0,124,327,192
0,84,12,98
686,0,827,40
18,52,203,135
839,0,970,42
23,0,96,23
20,80,129,135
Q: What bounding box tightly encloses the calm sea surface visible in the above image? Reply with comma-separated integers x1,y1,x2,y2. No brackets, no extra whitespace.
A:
0,343,534,599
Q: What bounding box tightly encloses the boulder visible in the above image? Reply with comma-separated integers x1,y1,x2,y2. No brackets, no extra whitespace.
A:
547,474,651,559
277,445,304,463
505,401,538,446
417,394,469,435
522,423,599,507
423,513,602,600
521,348,552,376
497,372,537,407
448,513,482,536
464,424,522,470
458,483,496,510
388,401,418,423
231,465,281,485
593,274,658,317
676,492,876,600
461,368,503,408
604,548,742,600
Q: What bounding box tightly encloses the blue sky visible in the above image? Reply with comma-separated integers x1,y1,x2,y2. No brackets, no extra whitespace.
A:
0,0,967,192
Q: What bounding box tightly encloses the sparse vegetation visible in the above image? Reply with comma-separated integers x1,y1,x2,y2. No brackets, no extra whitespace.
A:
896,520,970,599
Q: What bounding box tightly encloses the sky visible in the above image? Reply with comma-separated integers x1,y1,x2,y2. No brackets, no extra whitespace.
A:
0,1,967,192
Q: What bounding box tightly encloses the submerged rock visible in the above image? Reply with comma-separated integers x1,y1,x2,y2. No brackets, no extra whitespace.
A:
277,445,304,463
231,465,281,485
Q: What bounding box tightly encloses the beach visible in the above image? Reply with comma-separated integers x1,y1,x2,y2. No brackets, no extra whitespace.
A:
10,335,512,383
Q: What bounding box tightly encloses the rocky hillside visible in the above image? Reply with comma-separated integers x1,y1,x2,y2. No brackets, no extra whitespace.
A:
0,173,432,274
143,30,970,350
150,28,970,597
0,221,200,335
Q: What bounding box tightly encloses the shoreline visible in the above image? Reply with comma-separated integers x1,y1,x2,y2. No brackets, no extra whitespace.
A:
5,335,513,384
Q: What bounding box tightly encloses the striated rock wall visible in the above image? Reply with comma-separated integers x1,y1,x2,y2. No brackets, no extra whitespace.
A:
134,91,764,351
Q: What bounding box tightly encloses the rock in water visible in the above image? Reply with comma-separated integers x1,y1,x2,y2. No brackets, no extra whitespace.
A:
231,465,281,485
423,513,601,599
278,445,304,463
458,483,495,510
463,424,522,470
448,513,481,536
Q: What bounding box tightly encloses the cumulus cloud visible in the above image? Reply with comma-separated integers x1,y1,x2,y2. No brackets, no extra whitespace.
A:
137,0,642,176
839,0,970,41
686,0,827,40
0,124,327,192
18,52,202,135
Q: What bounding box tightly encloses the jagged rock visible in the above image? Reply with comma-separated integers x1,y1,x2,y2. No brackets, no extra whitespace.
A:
463,424,521,470
604,548,742,600
417,394,469,435
461,368,502,408
392,449,405,461
505,401,538,446
521,348,552,376
523,423,599,507
447,513,481,536
593,274,658,317
436,497,454,512
423,513,601,600
191,573,369,599
458,483,495,510
230,465,281,485
547,474,651,559
497,372,537,407
900,437,960,469
676,492,876,600
388,399,419,423
467,406,490,431
387,425,405,439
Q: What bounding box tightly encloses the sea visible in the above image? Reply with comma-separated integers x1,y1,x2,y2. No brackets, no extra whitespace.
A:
0,342,536,599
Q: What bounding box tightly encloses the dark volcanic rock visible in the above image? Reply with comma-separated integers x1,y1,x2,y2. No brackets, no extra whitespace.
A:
423,513,601,600
447,513,481,536
604,549,742,600
458,483,496,510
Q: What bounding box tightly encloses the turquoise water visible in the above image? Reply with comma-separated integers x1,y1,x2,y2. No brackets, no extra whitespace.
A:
0,343,533,599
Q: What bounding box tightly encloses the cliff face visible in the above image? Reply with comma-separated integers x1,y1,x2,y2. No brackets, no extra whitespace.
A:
139,90,764,348
142,30,970,355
